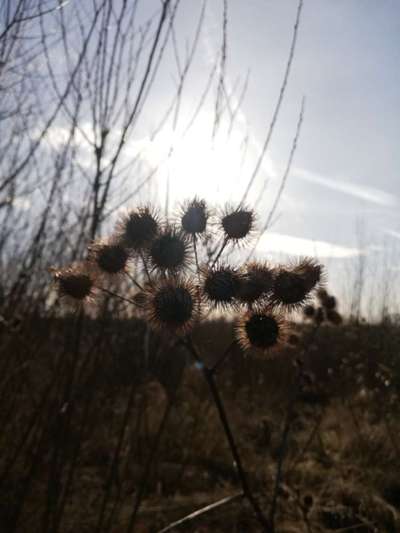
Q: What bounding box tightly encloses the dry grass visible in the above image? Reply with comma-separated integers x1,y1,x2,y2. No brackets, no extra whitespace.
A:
1,317,399,532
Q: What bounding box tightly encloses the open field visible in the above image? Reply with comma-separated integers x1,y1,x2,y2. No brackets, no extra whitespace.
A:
1,316,400,532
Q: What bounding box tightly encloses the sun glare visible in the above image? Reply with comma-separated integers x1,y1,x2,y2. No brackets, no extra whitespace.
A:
139,112,276,207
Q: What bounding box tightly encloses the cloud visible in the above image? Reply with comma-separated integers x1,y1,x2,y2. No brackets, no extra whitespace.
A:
257,232,361,258
14,197,31,211
295,167,399,208
1,196,31,211
384,229,400,240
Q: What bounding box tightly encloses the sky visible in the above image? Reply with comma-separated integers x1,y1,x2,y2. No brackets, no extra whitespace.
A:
26,0,400,316
119,1,399,312
73,0,398,315
173,0,400,246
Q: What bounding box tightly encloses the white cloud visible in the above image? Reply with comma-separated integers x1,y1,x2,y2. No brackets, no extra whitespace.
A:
14,197,31,211
2,197,31,211
257,231,361,258
295,167,399,208
385,229,400,240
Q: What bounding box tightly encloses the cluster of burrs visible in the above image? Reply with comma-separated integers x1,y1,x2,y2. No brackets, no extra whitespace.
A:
303,288,342,326
53,199,324,354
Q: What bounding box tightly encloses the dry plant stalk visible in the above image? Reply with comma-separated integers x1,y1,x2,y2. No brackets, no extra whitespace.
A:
52,199,324,532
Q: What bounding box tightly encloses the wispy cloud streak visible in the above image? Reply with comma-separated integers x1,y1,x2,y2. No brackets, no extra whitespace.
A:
257,232,361,258
385,229,400,240
296,167,399,207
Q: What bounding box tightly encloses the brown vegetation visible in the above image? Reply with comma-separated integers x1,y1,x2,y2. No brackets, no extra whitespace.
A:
1,316,400,532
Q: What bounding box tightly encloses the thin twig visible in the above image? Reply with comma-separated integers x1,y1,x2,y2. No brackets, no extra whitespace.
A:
125,270,144,292
211,237,228,268
184,337,271,531
239,0,303,206
210,340,236,374
193,234,201,283
247,97,305,262
139,250,153,286
95,286,139,307
157,492,244,533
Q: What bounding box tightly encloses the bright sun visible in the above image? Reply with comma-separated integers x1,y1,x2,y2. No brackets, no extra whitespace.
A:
138,112,276,208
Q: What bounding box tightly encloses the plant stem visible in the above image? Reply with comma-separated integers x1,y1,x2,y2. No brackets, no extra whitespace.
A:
210,340,236,374
157,492,244,533
184,338,271,531
125,271,144,292
95,286,140,306
193,234,201,283
140,251,153,286
211,237,228,268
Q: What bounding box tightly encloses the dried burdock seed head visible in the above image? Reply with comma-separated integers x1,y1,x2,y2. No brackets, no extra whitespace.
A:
117,206,159,250
236,307,286,352
288,333,300,346
314,306,325,325
53,264,96,303
180,198,208,235
317,287,328,303
326,309,342,325
237,262,274,304
88,240,129,275
303,304,315,318
237,274,264,305
294,258,324,292
146,278,200,335
149,226,191,273
272,268,310,309
132,291,147,309
272,259,323,310
221,205,255,242
202,264,240,308
323,295,337,310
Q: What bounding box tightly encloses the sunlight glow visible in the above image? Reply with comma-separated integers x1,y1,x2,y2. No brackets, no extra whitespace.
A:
135,113,277,207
